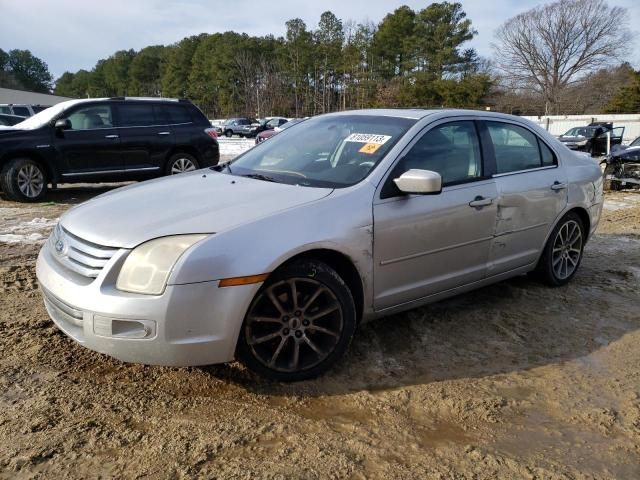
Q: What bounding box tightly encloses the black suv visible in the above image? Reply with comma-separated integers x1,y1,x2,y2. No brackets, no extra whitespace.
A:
0,97,219,202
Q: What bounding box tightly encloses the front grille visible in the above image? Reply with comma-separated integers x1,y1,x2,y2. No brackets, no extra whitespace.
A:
50,225,119,279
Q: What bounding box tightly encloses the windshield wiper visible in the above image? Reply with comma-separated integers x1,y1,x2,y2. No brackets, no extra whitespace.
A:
242,173,277,183
211,162,233,173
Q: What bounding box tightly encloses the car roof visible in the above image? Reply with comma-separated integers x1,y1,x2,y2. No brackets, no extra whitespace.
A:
323,108,541,123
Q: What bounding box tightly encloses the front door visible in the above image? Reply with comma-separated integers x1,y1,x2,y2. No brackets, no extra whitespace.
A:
373,120,498,311
54,103,122,175
482,120,568,275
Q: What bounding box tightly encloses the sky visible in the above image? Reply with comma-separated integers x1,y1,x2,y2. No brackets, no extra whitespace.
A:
1,0,639,81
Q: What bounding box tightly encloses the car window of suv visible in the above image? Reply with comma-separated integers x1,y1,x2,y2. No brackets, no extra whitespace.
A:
117,104,156,127
166,105,191,124
0,106,10,114
400,121,483,185
486,122,546,174
12,106,30,117
66,105,113,130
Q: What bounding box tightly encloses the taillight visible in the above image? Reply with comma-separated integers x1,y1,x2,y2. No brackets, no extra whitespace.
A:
205,128,218,139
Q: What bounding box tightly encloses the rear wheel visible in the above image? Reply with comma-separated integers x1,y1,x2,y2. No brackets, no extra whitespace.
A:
535,212,585,286
166,153,199,175
0,157,47,202
236,260,357,382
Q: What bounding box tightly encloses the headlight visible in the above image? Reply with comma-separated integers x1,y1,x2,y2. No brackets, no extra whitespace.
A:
576,139,588,146
116,235,207,295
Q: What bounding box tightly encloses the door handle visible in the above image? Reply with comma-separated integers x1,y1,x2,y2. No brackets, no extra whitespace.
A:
469,196,494,208
550,181,567,190
104,134,119,139
157,131,170,136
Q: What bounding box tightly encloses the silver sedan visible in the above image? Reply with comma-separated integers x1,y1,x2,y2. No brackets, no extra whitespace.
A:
36,109,603,381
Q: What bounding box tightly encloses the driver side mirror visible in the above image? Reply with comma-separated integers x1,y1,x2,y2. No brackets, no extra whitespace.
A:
54,118,71,130
394,169,442,195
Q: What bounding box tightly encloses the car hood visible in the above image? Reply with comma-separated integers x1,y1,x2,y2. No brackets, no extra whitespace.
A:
61,171,333,248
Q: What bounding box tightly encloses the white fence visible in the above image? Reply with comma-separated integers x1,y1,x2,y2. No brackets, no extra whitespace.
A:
522,114,640,144
217,137,254,157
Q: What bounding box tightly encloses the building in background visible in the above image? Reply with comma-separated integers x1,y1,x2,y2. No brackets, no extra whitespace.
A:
0,87,73,107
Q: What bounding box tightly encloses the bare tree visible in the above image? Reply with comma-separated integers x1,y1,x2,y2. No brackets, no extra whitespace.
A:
493,0,632,114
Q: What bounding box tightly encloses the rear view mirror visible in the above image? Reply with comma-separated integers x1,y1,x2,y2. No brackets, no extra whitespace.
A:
55,118,71,130
394,169,442,195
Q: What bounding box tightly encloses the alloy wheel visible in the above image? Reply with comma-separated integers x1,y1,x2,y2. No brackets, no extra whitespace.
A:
245,278,344,373
551,219,583,280
17,164,44,198
170,157,197,174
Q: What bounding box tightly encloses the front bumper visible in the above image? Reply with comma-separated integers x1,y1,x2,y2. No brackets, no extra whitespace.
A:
36,241,259,367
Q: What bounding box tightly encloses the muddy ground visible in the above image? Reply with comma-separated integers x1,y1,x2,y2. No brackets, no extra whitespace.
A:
0,183,639,479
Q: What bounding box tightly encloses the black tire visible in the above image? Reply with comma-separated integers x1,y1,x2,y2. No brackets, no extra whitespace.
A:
224,129,233,138
165,153,199,175
236,259,357,382
0,157,48,202
535,212,585,287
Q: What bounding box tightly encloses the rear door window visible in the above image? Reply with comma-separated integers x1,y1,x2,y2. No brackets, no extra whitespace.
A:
117,104,156,127
486,122,547,174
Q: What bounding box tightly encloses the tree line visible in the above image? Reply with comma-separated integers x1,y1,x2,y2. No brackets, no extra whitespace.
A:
52,3,491,118
2,0,638,117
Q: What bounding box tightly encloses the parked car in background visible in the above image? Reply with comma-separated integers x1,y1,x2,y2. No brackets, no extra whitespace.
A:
0,104,49,117
558,122,624,156
0,113,26,127
36,109,602,381
250,117,289,138
255,118,304,144
0,97,219,202
602,135,640,190
221,117,258,137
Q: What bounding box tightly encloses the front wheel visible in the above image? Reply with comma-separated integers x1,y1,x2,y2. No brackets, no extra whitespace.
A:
224,130,233,138
0,157,48,202
535,212,585,286
236,260,357,382
166,153,199,175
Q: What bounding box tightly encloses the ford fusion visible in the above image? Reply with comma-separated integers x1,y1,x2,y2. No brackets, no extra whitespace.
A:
36,109,603,381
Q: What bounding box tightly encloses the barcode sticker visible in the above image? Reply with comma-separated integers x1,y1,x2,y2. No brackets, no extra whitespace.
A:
345,133,392,145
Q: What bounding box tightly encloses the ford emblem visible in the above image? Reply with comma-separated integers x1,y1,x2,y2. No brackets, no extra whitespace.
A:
55,239,64,254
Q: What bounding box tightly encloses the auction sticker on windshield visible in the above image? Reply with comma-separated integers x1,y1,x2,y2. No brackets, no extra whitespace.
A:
345,133,392,145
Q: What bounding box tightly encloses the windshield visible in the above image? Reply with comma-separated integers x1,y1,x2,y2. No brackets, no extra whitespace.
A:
563,126,599,138
221,114,416,188
13,99,86,130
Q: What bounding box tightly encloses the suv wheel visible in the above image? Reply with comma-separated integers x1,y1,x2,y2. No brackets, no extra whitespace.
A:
535,212,585,286
224,130,233,138
0,158,47,202
236,260,357,382
166,153,199,175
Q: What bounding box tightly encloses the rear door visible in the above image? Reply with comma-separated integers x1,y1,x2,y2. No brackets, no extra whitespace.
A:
482,120,568,275
54,103,123,175
115,102,174,173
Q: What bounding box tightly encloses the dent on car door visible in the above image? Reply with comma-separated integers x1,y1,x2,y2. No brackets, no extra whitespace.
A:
373,120,498,311
55,104,122,174
483,121,568,275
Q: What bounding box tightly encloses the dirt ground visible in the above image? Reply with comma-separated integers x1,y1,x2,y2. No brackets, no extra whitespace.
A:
0,183,639,479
